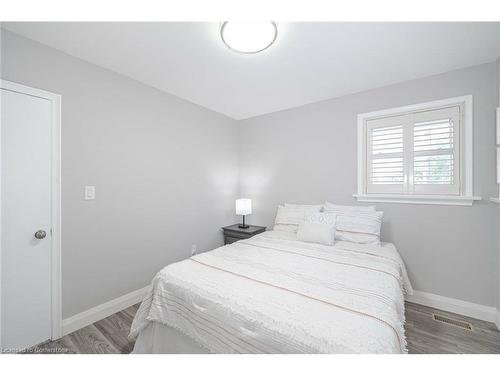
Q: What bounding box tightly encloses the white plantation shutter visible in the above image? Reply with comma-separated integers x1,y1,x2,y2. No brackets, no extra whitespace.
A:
412,106,460,195
365,105,461,196
366,116,405,194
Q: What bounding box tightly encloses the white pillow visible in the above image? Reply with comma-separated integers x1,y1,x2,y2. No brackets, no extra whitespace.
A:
335,231,380,245
284,203,324,211
297,212,336,246
323,205,383,245
273,224,299,233
273,205,321,233
324,202,376,212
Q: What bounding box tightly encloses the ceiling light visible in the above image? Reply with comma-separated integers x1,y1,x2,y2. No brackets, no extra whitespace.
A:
220,22,278,54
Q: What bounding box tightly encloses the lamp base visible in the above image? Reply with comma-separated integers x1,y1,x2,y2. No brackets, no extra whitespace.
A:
238,215,249,229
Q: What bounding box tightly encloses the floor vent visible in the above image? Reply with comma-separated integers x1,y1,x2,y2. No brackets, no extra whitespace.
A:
432,313,472,331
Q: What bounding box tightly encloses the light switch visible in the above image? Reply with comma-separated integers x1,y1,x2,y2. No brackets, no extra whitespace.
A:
84,185,96,200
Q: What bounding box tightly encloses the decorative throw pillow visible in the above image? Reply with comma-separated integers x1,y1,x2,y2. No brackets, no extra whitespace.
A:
296,212,336,246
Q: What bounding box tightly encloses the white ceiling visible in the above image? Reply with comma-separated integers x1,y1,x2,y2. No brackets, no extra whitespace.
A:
3,22,500,120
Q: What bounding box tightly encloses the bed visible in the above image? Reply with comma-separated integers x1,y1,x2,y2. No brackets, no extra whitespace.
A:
129,229,412,354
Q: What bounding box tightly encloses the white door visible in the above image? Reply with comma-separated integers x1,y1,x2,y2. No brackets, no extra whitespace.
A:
1,86,53,350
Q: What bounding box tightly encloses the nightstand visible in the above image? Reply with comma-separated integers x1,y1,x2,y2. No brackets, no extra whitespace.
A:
222,224,266,245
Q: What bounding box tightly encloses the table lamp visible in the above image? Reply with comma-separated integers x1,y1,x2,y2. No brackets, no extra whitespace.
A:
235,199,252,229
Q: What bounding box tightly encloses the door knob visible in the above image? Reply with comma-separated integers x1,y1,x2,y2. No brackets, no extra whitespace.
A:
34,230,47,239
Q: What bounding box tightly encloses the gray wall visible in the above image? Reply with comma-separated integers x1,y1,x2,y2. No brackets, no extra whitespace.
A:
1,31,239,318
239,63,499,307
2,29,499,316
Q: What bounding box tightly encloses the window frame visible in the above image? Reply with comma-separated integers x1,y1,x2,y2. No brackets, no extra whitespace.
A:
355,95,480,206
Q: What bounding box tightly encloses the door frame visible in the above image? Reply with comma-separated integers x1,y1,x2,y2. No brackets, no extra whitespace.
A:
0,79,62,345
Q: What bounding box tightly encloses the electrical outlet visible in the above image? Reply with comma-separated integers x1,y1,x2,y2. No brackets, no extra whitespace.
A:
191,244,197,256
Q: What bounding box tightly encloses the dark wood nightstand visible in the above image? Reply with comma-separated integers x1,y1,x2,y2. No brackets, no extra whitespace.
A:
222,224,266,245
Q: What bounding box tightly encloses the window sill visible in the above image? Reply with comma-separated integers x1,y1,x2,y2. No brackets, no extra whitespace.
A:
353,194,482,206
490,197,500,204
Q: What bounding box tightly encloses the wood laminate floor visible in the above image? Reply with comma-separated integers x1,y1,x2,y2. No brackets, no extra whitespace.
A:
29,302,500,354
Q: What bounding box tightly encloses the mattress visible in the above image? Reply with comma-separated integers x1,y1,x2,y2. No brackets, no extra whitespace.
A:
130,230,412,353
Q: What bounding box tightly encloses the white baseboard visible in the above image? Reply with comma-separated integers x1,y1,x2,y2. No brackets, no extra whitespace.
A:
406,290,499,327
62,286,149,336
61,286,500,337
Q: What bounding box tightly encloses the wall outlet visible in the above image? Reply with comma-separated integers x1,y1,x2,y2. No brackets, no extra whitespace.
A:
191,244,197,256
84,185,96,200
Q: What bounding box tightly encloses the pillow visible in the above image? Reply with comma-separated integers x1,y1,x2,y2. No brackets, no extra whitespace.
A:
334,231,380,245
284,203,324,211
297,212,336,246
273,205,307,233
273,224,299,233
323,205,383,245
273,205,321,233
324,202,376,212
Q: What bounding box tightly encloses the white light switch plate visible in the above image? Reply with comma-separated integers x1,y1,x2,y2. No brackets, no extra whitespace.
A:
84,185,96,200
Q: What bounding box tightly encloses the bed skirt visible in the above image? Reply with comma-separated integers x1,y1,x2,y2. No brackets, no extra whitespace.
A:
132,322,210,354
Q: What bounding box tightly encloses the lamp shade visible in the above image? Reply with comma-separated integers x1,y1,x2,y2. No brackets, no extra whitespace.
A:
235,199,252,216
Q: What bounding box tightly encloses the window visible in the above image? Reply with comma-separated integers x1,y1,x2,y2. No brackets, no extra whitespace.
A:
356,96,479,206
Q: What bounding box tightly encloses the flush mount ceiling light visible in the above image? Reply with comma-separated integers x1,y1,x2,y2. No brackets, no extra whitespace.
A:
220,22,278,54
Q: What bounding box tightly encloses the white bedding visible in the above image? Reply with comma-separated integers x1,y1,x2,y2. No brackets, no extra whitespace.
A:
130,230,412,354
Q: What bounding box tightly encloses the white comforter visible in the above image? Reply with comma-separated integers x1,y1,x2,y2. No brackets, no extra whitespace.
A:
130,230,412,353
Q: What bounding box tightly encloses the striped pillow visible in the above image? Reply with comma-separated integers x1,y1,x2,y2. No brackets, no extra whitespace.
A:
284,203,324,211
273,205,321,233
323,206,383,245
324,202,376,212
